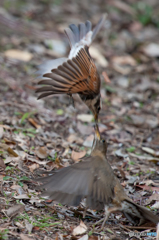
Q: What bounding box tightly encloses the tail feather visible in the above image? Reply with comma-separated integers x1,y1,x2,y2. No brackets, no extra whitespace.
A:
124,199,159,224
69,24,80,42
79,23,86,39
85,20,92,33
92,14,106,41
65,15,105,50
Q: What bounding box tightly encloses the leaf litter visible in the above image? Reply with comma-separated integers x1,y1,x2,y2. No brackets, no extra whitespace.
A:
0,0,159,239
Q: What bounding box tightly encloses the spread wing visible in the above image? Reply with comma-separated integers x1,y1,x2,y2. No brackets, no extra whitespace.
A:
36,159,92,206
36,155,115,210
36,47,100,99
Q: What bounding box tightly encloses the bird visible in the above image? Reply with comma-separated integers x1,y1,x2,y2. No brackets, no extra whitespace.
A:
36,15,106,123
36,126,159,228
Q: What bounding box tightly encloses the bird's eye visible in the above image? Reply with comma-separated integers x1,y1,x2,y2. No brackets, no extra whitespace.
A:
97,106,101,112
102,139,105,143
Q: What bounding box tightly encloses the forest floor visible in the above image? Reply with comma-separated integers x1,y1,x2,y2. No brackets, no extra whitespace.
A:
0,0,159,239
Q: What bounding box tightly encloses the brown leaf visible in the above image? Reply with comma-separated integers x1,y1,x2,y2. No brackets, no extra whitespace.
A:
72,221,87,236
28,118,41,129
71,150,86,162
28,163,39,172
6,204,25,218
4,49,33,62
7,147,18,157
0,158,6,169
102,71,111,83
136,184,159,192
108,0,135,16
35,146,48,159
89,46,108,67
20,233,34,240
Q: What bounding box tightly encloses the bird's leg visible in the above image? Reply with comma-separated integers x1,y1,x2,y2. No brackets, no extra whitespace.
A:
69,94,75,108
93,207,110,228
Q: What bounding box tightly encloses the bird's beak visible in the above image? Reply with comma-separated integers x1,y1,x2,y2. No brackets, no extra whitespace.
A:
94,124,101,140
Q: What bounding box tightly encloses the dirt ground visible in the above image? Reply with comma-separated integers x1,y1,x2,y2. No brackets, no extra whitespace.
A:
0,0,159,239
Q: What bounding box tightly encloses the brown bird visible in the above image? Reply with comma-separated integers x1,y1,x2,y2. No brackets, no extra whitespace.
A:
36,127,159,228
36,15,106,123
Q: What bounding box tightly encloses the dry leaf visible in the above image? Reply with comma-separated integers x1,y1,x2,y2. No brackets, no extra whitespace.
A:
77,122,93,136
112,55,136,74
28,163,39,172
72,221,87,236
102,71,111,83
0,126,4,139
7,147,18,157
79,235,88,240
35,146,48,159
112,55,136,66
151,201,159,209
28,118,41,129
0,158,6,169
20,233,34,240
77,114,93,123
89,46,108,67
108,0,135,16
4,49,33,62
71,150,86,162
143,43,159,57
14,194,30,199
6,204,25,217
83,135,94,147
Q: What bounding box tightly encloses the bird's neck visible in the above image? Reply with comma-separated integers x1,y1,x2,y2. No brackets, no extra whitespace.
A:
91,149,106,160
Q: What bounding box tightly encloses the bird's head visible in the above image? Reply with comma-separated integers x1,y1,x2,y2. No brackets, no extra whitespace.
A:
92,124,107,156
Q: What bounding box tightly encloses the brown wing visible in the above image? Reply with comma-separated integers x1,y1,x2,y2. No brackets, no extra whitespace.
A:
36,159,92,206
36,46,100,99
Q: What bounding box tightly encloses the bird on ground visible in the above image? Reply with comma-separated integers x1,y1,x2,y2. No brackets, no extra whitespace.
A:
36,126,159,228
36,15,106,123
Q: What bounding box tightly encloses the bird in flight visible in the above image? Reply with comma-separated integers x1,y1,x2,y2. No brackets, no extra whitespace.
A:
36,15,106,123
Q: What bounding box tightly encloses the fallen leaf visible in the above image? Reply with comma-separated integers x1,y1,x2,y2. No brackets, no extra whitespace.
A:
72,221,87,236
71,150,86,162
77,122,93,135
102,71,111,83
79,235,88,240
4,49,33,62
7,147,18,157
90,46,108,67
136,184,159,192
35,146,48,159
28,163,39,172
6,204,25,217
108,0,135,16
19,233,34,240
83,135,94,147
112,55,136,74
28,118,41,129
77,114,93,123
112,55,136,66
146,194,159,205
143,43,159,57
14,194,30,199
0,159,6,169
151,201,159,209
25,220,33,233
0,126,4,139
